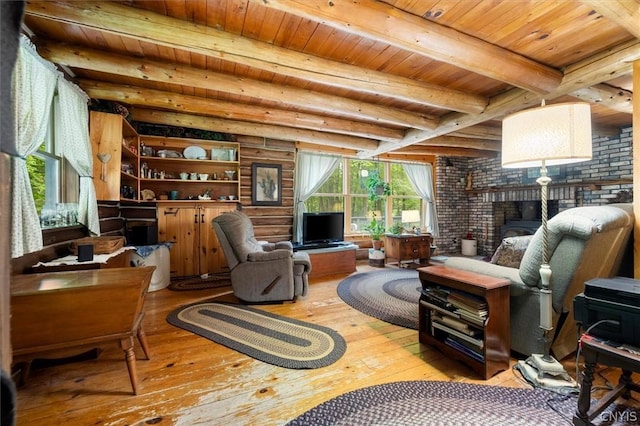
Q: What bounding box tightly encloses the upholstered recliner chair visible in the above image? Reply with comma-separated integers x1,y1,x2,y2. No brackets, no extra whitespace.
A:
212,210,311,303
444,204,634,360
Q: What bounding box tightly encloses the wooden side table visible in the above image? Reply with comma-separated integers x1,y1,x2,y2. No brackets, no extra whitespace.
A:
573,334,640,425
385,234,432,268
418,265,510,379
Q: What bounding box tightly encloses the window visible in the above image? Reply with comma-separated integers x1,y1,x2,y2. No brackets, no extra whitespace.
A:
304,161,344,214
304,158,427,235
28,103,79,229
390,163,422,230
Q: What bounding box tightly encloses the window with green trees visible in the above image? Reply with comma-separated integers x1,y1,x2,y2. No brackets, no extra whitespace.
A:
27,112,79,229
305,158,425,235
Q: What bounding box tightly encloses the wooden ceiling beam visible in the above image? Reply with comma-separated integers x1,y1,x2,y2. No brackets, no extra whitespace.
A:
37,41,419,135
449,125,502,141
129,108,380,151
414,136,500,152
259,0,562,94
79,79,397,144
24,1,487,115
365,40,640,157
389,146,497,158
570,83,633,114
296,142,436,164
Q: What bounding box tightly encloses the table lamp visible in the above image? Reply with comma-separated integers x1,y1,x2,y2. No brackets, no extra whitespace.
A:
502,101,592,388
401,210,421,232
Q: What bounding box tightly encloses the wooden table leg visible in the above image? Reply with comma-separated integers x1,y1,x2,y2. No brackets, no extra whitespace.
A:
574,360,595,425
137,325,151,360
121,336,138,395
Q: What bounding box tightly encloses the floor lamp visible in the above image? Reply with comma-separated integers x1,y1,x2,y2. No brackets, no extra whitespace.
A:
502,101,592,389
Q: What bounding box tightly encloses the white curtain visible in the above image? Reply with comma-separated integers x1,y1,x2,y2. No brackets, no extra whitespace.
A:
55,78,100,236
11,36,59,258
292,151,341,243
403,163,440,237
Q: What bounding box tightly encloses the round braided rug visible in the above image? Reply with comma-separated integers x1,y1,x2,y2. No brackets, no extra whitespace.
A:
337,269,420,329
286,380,637,425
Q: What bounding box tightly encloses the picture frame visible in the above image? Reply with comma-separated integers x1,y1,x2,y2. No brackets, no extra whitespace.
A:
251,163,282,206
523,165,566,183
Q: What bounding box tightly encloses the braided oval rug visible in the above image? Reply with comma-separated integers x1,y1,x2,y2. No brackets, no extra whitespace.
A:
286,380,638,425
167,302,346,369
337,269,420,329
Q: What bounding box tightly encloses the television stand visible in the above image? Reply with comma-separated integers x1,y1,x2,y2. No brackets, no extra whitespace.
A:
296,243,357,279
293,241,348,251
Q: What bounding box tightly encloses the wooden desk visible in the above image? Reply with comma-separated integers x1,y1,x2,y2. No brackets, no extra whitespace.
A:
385,234,432,267
574,334,640,425
10,266,155,395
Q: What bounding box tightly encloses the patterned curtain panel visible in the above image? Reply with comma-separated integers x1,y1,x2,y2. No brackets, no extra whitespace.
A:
55,79,100,236
11,35,59,258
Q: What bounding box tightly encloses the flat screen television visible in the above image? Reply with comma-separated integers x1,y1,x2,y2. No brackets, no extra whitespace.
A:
302,212,344,245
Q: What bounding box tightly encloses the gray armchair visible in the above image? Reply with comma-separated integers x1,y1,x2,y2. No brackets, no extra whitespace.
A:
212,210,311,303
444,204,634,360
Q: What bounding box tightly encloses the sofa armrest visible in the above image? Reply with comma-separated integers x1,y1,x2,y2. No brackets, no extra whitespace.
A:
247,249,292,262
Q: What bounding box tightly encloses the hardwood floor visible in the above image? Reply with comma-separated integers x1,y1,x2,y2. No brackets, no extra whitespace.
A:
13,263,639,425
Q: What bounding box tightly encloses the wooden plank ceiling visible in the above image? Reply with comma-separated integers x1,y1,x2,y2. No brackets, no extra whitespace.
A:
22,0,638,159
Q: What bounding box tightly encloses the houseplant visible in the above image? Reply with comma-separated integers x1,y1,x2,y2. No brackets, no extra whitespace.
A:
364,215,386,250
365,170,391,202
389,222,404,235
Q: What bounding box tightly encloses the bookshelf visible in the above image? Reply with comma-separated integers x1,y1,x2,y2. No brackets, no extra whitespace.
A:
417,265,510,380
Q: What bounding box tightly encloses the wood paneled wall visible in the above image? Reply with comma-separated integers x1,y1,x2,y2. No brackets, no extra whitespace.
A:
237,135,296,242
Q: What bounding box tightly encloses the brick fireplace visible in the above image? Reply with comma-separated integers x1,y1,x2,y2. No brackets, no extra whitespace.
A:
434,126,633,257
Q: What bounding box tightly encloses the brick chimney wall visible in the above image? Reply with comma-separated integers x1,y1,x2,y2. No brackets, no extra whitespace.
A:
434,126,633,257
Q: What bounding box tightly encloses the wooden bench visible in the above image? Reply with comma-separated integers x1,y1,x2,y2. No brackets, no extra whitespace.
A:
10,266,155,395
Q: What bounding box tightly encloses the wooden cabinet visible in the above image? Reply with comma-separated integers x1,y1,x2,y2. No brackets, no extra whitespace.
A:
89,112,240,203
90,111,140,201
138,135,240,203
385,234,432,267
157,203,235,278
417,265,510,380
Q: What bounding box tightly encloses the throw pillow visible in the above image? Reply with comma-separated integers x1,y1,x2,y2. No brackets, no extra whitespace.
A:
490,235,534,268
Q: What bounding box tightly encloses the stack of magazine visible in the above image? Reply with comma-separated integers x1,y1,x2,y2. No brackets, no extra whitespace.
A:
421,286,487,362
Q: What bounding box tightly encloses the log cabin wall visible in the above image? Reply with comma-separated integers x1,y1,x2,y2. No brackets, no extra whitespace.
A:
237,135,296,243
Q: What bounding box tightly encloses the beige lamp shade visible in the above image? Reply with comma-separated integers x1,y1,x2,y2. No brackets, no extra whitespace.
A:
401,210,420,223
502,102,593,168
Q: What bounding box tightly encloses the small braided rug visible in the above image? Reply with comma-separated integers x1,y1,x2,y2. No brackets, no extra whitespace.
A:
167,273,231,291
337,269,420,329
167,302,346,369
286,380,638,425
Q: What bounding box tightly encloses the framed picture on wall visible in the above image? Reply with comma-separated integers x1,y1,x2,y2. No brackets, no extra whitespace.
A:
252,163,282,206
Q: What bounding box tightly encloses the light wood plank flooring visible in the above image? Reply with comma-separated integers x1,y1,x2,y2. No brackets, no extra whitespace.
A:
13,263,639,425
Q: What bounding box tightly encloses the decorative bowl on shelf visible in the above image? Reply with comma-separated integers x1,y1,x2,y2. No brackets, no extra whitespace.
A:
225,170,236,180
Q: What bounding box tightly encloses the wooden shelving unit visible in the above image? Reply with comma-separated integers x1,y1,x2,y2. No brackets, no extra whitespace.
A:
417,265,510,380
